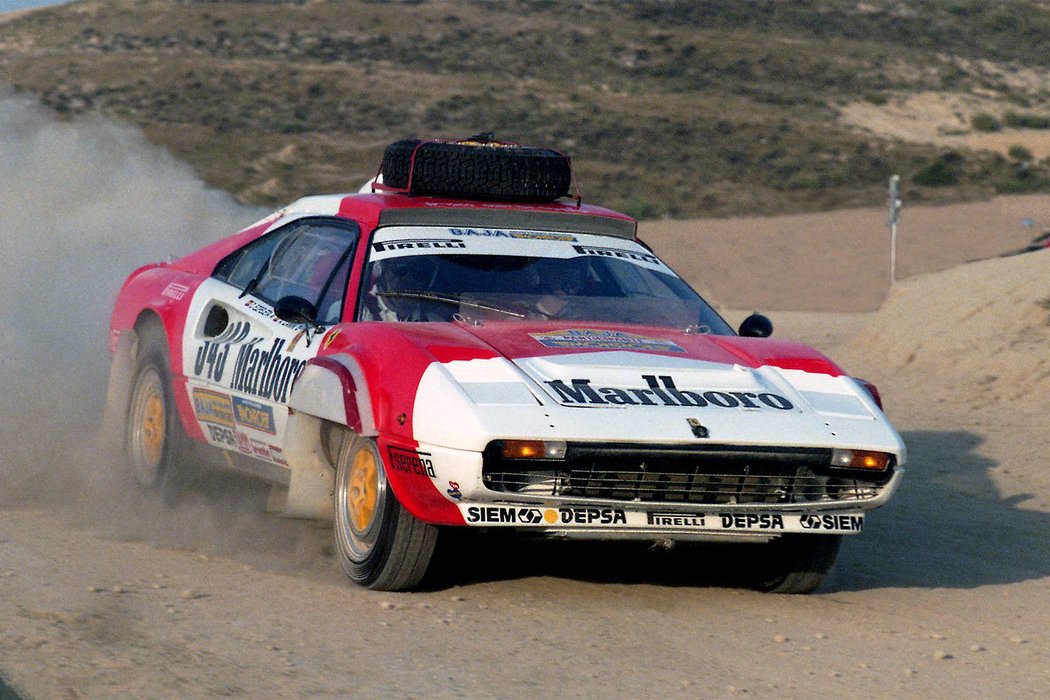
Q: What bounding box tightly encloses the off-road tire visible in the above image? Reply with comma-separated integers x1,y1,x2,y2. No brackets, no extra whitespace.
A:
333,434,438,591
749,534,843,594
381,138,572,202
125,326,187,489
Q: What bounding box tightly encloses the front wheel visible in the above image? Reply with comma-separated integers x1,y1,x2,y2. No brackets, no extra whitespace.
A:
748,534,842,594
333,435,438,591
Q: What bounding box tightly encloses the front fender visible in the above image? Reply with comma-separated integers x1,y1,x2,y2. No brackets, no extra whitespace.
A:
272,356,377,520
288,355,377,436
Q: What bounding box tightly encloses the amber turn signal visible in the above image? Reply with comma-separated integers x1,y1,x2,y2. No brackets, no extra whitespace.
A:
502,440,567,459
830,449,891,471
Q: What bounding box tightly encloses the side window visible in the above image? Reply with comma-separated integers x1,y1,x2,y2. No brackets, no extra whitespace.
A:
214,218,358,323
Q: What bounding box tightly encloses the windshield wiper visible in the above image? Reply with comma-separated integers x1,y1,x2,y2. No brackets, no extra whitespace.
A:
376,291,525,318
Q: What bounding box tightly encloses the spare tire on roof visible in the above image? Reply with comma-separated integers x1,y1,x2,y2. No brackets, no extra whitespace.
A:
380,136,573,202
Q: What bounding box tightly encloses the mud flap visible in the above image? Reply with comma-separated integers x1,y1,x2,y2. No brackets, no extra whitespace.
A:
266,410,335,520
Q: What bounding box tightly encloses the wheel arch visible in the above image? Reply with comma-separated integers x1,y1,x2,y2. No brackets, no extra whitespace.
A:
102,309,174,454
131,310,166,350
288,355,377,437
271,355,378,520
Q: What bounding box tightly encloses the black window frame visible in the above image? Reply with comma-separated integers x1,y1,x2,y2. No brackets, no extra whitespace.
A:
213,216,360,324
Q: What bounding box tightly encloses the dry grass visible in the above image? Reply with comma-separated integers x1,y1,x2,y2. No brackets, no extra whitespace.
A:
4,0,1050,213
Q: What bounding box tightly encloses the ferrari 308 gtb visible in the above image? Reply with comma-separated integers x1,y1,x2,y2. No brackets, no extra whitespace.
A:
106,137,905,592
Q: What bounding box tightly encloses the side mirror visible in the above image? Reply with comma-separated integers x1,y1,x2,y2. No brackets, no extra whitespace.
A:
274,295,319,326
738,312,773,338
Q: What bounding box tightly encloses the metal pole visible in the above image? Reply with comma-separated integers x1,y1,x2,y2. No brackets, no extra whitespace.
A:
887,174,901,285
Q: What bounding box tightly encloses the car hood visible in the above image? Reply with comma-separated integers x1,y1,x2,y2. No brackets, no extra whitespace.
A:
399,321,905,458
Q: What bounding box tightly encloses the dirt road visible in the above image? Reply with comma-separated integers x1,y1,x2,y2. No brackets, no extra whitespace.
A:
2,94,1048,699
2,300,1048,698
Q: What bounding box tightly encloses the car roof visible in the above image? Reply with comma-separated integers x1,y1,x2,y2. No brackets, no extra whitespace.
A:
286,192,638,240
171,192,638,276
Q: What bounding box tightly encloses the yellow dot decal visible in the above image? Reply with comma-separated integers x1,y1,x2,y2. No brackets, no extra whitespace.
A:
544,509,559,524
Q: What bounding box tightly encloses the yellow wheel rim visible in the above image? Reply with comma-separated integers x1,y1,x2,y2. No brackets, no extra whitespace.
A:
141,391,165,467
348,449,379,533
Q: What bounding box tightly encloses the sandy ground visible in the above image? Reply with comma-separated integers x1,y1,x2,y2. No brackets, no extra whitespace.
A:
2,190,1049,698
840,91,1050,160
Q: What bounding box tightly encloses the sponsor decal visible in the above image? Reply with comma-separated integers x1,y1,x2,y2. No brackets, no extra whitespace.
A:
387,447,437,478
572,243,662,266
800,513,863,532
192,389,235,427
233,431,252,454
460,506,862,533
161,282,190,301
446,481,462,500
204,423,237,449
243,298,298,328
554,507,627,525
449,227,577,242
229,337,308,405
233,396,276,434
464,505,626,526
268,444,288,466
646,511,858,533
372,239,467,252
194,322,252,382
530,328,684,353
718,513,785,530
686,417,710,438
249,439,271,459
647,512,706,527
544,374,795,410
466,506,543,524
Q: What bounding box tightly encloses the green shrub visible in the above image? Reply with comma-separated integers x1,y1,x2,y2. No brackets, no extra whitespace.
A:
618,195,660,220
912,156,959,186
971,112,1002,132
1008,144,1033,162
1003,111,1050,129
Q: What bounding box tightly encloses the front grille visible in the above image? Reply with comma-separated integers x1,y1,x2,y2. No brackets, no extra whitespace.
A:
482,443,892,506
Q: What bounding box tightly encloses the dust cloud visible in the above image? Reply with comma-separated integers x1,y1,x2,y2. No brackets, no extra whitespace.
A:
0,90,261,505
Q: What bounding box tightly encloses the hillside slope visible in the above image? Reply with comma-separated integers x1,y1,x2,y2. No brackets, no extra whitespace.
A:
849,248,1049,408
843,246,1050,512
4,0,1050,215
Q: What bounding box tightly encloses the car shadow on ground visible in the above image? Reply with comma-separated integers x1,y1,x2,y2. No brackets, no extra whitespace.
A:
83,427,1050,593
426,428,1050,593
832,428,1050,591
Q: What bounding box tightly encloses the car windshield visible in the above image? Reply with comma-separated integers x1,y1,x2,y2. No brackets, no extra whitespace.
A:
358,228,733,334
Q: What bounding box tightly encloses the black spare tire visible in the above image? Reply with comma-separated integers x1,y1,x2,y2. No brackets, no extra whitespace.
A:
381,137,573,202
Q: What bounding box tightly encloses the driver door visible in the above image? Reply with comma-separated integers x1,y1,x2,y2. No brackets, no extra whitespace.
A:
181,217,358,465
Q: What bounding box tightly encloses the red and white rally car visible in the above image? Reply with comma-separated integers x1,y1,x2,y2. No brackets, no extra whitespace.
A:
106,138,905,593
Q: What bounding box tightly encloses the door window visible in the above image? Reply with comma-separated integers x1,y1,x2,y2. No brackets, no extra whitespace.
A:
215,218,358,324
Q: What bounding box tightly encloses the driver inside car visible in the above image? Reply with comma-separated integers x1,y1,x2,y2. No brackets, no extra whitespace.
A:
532,258,591,319
361,256,445,322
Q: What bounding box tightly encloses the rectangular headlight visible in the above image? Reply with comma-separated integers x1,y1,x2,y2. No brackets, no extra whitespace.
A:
502,440,567,460
830,449,891,471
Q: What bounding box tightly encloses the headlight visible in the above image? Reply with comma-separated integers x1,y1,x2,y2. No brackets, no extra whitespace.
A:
501,440,567,460
830,449,891,471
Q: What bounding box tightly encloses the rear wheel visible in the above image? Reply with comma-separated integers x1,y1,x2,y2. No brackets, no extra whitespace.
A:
748,534,842,594
333,435,438,591
125,327,185,489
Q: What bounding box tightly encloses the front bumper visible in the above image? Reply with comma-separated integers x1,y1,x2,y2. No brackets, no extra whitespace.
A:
408,439,904,540
456,499,894,540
